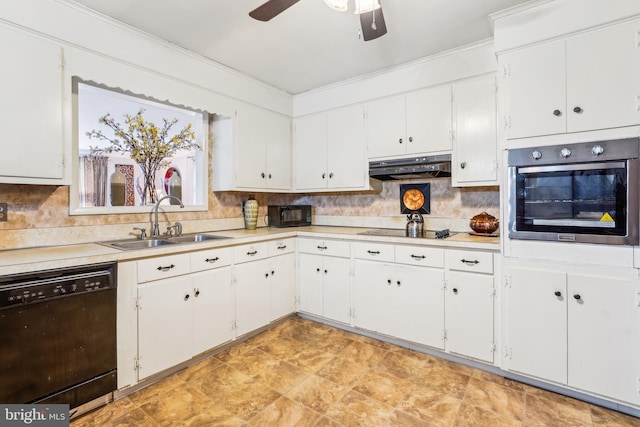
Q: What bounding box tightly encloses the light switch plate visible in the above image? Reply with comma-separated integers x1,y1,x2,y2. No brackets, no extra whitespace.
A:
0,203,7,221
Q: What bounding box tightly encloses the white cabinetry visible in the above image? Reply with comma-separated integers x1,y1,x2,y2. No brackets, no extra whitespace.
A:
505,264,640,406
0,24,66,184
136,250,233,380
213,103,291,191
366,86,453,159
451,76,498,187
501,19,640,139
294,105,367,191
444,249,495,363
298,238,351,324
233,240,297,336
352,242,445,349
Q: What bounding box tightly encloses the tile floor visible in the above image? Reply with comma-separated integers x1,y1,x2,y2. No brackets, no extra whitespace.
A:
72,316,639,426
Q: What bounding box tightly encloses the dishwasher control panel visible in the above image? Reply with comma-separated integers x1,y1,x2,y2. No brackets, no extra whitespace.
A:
0,263,115,309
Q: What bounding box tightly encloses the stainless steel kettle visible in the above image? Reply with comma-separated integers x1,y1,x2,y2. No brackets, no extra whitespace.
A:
405,212,424,238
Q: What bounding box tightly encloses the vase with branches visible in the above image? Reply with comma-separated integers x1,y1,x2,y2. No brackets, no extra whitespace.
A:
87,109,199,205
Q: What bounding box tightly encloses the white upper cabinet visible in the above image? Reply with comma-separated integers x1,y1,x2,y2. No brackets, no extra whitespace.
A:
213,103,291,192
294,105,367,191
451,76,498,187
0,25,66,184
366,86,453,159
501,19,640,139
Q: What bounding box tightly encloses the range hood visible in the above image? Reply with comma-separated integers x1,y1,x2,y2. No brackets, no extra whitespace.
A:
368,154,452,180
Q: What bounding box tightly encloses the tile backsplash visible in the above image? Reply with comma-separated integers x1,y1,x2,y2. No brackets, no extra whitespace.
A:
0,179,498,249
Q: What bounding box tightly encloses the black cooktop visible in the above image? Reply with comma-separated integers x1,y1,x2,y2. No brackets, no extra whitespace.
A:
358,228,455,239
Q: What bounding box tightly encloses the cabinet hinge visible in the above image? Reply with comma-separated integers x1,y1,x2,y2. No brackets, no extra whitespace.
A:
491,287,497,297
636,30,640,48
502,64,510,78
635,291,640,308
135,297,141,310
134,357,140,372
442,279,447,290
637,376,640,394
504,346,512,360
491,342,496,353
443,330,447,341
505,275,511,288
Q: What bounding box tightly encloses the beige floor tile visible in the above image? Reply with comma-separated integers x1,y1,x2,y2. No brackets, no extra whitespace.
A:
256,360,310,395
217,375,282,420
190,363,251,399
288,374,347,413
313,416,347,427
454,403,523,427
464,377,525,421
248,396,320,426
590,404,640,427
286,345,337,373
471,370,527,392
177,356,223,383
325,390,395,427
70,397,141,427
374,349,428,381
128,375,188,406
225,347,279,377
339,340,388,367
524,394,593,426
215,341,254,362
410,365,471,400
387,409,437,427
398,390,462,427
138,385,225,427
316,357,369,387
352,369,412,407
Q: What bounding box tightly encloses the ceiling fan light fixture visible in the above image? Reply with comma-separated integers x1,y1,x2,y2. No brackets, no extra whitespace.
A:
354,0,381,14
323,0,348,12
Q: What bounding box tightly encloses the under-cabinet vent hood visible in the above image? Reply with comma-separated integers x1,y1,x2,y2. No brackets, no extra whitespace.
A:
368,154,452,180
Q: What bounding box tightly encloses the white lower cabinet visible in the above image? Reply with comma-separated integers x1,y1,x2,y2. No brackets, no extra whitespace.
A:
353,259,445,349
505,264,640,406
234,258,272,337
445,249,495,363
298,238,351,324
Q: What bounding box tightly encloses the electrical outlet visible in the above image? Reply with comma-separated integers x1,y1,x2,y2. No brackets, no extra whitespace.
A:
0,203,7,221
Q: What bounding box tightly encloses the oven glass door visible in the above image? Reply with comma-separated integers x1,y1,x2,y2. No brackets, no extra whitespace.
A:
513,161,629,237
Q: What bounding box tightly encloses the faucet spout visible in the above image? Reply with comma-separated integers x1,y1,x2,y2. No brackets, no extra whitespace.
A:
152,196,184,237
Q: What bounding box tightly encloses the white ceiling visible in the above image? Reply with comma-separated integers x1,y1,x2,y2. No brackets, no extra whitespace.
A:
71,0,529,95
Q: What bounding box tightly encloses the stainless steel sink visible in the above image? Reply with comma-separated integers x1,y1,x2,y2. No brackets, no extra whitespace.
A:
107,239,177,250
100,233,231,251
166,233,230,244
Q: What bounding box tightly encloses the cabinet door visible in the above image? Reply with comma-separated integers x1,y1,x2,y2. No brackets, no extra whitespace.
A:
323,256,352,324
327,105,367,189
191,268,234,355
446,271,494,362
393,265,445,349
566,20,640,133
366,95,406,158
503,41,566,139
568,274,640,405
505,267,567,384
353,260,394,334
0,25,64,182
270,253,297,321
294,113,328,190
234,258,271,336
137,276,192,380
406,85,452,154
298,253,324,316
452,77,497,186
234,104,267,188
265,112,292,189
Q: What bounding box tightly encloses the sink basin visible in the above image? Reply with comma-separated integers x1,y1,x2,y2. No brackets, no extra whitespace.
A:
167,234,231,243
108,239,177,250
100,233,231,250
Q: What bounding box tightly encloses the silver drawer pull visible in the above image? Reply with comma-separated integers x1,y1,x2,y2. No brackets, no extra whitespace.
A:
367,250,380,255
247,250,258,256
205,257,219,263
277,245,287,250
411,254,426,260
461,259,479,266
157,264,175,272
317,245,328,250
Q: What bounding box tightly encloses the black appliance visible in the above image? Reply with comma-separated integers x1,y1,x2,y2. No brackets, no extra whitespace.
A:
267,205,312,227
507,138,639,245
0,263,117,412
358,228,454,239
368,154,452,180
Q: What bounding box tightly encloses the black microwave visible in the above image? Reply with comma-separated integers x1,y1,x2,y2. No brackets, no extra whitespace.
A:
267,205,312,227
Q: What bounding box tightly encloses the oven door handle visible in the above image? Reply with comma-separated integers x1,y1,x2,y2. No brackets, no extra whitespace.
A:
518,161,626,174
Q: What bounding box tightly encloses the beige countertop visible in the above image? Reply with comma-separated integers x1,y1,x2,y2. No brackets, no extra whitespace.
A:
0,226,499,275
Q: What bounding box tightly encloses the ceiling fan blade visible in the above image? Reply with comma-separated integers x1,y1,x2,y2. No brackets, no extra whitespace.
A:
359,6,387,41
249,0,301,21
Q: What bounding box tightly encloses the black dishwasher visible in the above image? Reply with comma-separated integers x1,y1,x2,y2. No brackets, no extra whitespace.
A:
0,262,117,410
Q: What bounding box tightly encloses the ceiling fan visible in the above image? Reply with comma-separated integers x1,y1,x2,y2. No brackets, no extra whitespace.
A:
249,0,387,41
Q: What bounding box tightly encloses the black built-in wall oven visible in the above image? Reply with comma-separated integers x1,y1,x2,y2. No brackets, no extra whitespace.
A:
507,138,639,245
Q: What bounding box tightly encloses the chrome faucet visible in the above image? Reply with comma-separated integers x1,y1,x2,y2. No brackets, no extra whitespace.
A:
152,196,184,237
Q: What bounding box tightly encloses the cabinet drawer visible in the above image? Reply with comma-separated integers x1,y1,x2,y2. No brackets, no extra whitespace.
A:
233,242,269,264
395,245,444,268
137,253,191,283
298,238,350,258
352,242,394,262
268,238,296,256
446,249,493,274
190,247,232,273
